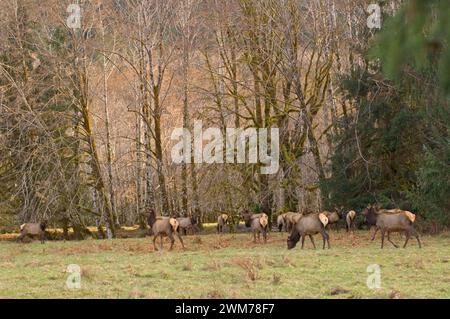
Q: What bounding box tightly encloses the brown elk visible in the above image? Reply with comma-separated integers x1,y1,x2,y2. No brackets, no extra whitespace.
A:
345,210,356,232
322,207,344,231
147,209,185,251
17,221,47,244
287,213,330,250
362,205,421,249
217,213,229,233
241,210,269,243
177,215,200,235
276,213,287,232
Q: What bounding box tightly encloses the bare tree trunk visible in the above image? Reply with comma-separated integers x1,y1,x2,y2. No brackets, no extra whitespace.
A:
135,109,145,229
76,54,116,238
181,35,189,216
98,7,118,227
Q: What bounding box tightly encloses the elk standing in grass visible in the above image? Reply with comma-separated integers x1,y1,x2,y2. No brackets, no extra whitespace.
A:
217,213,229,233
17,221,47,244
276,213,287,232
147,209,185,251
345,210,356,232
287,213,330,250
241,210,269,243
322,207,343,231
362,205,421,249
177,215,200,235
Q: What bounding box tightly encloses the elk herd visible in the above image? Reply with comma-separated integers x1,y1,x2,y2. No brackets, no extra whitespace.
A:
141,203,421,251
16,204,422,252
213,203,421,251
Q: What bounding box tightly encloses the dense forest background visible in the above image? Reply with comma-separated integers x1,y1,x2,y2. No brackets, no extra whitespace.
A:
0,0,448,237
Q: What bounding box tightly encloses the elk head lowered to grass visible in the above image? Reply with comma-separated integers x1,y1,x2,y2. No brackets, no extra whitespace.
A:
287,213,330,250
17,221,47,244
241,210,269,243
147,209,185,251
362,204,421,249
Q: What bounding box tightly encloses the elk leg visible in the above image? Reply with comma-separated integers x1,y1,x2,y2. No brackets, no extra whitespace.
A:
176,232,185,250
321,232,326,249
168,233,175,251
347,219,353,232
380,229,386,249
327,232,331,249
301,235,305,249
160,235,164,251
321,229,330,249
153,236,158,251
403,230,410,248
40,232,45,244
414,230,422,248
263,230,267,244
411,229,421,248
388,232,399,248
309,235,316,249
371,227,379,241
253,231,256,243
16,233,25,243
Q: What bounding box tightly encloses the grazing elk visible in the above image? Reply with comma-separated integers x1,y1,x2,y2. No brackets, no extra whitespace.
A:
287,213,330,250
17,221,47,244
241,210,269,243
147,209,185,251
217,213,229,233
362,205,421,249
177,215,200,235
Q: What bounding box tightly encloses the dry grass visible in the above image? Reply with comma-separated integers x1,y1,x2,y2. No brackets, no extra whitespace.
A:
0,230,449,298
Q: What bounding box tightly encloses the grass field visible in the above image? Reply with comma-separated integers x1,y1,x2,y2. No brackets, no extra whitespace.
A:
0,230,449,299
